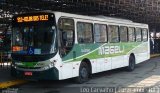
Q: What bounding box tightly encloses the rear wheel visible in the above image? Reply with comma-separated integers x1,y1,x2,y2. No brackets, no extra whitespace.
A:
127,55,135,71
74,62,89,84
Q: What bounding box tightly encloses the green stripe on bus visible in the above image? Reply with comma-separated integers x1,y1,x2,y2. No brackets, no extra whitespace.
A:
62,42,148,62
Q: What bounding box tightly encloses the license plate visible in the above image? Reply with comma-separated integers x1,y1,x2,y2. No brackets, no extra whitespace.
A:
24,72,32,76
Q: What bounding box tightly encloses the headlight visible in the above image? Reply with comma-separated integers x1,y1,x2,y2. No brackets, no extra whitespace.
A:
43,63,54,70
43,66,49,70
11,63,17,69
48,63,54,68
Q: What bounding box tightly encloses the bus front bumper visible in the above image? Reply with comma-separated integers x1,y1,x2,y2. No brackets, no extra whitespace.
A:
11,66,59,80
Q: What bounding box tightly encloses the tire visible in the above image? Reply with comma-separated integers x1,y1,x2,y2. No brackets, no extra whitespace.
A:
127,55,135,71
74,62,89,84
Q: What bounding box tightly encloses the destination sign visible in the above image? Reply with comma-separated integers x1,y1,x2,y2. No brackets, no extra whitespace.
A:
17,15,48,23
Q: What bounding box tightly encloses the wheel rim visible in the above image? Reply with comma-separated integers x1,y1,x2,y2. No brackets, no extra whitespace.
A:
80,67,88,79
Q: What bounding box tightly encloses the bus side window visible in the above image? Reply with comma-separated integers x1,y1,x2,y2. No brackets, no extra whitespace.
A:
142,28,148,42
128,27,136,42
119,26,128,42
136,28,142,42
108,25,119,43
94,24,108,43
77,22,93,43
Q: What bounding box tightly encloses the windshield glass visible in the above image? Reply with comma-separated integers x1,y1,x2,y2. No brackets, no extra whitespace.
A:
12,24,56,55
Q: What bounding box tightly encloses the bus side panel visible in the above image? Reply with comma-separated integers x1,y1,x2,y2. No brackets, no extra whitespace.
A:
111,55,125,69
72,61,80,77
61,62,73,79
91,59,97,74
96,58,105,72
135,53,142,64
103,57,112,71
133,42,149,64
123,55,130,67
137,42,150,64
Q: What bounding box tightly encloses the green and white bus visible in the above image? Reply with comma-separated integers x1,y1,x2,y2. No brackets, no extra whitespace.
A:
11,11,150,83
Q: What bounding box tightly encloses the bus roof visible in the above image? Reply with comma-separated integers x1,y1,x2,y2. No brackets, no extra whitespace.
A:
53,11,148,27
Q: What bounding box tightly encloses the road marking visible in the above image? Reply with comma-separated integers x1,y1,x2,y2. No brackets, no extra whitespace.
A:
0,80,28,89
128,75,160,87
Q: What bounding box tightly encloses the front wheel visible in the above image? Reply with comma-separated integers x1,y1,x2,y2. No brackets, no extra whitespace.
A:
74,62,89,84
127,55,135,71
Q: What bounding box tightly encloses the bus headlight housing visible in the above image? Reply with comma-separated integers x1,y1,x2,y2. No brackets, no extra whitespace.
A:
50,62,54,67
11,63,17,69
43,63,54,70
43,66,50,70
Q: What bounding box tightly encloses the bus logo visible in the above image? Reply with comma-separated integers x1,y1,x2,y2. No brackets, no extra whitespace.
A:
98,45,124,55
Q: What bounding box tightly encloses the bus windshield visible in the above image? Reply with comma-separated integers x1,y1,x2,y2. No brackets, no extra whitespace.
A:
12,24,57,55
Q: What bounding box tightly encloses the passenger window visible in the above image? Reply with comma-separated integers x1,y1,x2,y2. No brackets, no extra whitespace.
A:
108,25,119,43
136,28,142,42
58,18,74,57
94,24,107,43
128,27,135,42
142,28,148,41
77,22,93,43
119,26,128,42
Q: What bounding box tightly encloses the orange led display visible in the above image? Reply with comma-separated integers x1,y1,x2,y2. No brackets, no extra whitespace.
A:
17,15,48,23
12,46,23,52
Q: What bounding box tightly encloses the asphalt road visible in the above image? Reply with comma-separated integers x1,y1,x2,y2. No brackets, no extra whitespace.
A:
2,57,160,93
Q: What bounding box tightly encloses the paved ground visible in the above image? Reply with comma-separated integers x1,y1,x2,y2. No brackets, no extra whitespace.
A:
0,65,14,82
2,57,160,93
